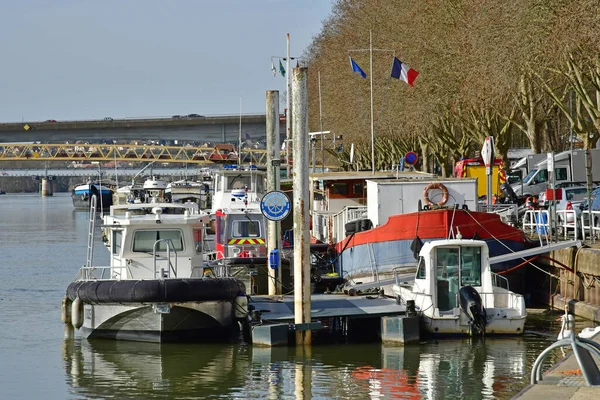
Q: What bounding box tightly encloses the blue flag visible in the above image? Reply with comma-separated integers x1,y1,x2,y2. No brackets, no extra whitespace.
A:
349,57,366,79
279,60,286,77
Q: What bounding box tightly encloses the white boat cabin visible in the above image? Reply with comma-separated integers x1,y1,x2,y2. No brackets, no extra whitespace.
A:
102,205,209,280
211,165,266,215
400,239,526,319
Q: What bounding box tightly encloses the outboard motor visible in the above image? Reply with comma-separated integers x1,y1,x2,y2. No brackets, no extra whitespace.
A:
459,286,487,336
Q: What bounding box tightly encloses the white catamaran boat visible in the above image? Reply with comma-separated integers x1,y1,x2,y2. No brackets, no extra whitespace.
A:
392,236,527,336
62,194,248,343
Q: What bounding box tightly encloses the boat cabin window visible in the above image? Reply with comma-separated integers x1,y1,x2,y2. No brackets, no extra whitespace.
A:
216,216,225,244
132,229,184,252
460,246,482,286
352,183,363,195
228,175,251,190
231,220,261,237
436,247,460,278
416,256,426,279
330,183,348,195
193,228,203,254
112,230,122,256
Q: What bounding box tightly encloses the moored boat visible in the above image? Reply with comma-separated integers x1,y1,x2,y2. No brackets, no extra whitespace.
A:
62,195,248,343
72,182,114,211
335,208,526,281
392,237,527,336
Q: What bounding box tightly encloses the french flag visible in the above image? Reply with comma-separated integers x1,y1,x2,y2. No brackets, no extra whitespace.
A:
391,57,419,87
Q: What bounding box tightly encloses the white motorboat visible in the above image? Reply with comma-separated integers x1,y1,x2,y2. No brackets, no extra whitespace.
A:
392,235,527,336
166,179,209,208
62,195,248,343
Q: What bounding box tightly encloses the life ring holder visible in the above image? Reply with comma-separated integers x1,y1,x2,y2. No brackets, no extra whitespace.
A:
423,182,449,207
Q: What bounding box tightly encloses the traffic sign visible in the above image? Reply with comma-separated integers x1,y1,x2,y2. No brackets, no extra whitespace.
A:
260,190,291,221
481,137,494,168
405,151,418,165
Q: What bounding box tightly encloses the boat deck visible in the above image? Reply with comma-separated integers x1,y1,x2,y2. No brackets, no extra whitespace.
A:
250,293,406,321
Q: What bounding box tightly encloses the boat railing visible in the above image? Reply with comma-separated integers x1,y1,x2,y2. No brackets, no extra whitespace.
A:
522,209,552,246
153,239,178,279
523,209,589,241
580,210,600,241
477,203,519,226
477,290,525,310
491,272,510,290
77,265,131,281
312,205,368,244
555,210,579,239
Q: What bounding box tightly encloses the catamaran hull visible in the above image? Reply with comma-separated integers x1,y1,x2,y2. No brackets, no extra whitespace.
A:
80,301,239,343
420,314,526,336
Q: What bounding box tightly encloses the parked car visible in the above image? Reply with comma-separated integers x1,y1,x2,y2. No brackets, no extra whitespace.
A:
578,187,600,228
104,117,113,121
172,115,183,119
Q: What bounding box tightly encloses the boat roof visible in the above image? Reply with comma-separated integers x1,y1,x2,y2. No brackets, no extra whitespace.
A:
369,177,475,185
309,170,431,182
215,167,266,176
105,203,208,225
420,238,487,254
104,212,207,226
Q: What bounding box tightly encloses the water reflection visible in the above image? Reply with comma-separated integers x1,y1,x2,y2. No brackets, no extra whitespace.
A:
62,336,554,399
62,339,247,399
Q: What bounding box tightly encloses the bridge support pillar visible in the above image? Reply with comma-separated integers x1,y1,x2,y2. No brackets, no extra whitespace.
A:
41,177,53,197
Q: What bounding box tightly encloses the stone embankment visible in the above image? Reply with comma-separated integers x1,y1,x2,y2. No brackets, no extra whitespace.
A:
550,245,600,322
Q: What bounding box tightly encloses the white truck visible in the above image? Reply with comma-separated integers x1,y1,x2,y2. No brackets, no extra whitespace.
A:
510,149,600,197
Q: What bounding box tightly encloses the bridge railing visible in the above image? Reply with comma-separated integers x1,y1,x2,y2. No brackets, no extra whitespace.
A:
0,143,285,165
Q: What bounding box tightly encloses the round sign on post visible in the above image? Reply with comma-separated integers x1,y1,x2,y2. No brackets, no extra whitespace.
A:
260,190,291,221
405,151,418,165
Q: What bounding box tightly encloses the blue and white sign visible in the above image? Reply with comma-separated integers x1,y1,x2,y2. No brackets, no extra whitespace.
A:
260,190,291,221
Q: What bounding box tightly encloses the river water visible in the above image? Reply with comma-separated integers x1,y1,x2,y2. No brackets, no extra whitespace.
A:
0,193,596,399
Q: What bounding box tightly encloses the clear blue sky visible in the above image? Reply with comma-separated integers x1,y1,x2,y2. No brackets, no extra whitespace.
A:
0,0,333,122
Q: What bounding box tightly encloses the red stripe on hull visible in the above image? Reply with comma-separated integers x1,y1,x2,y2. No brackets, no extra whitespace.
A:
335,209,524,253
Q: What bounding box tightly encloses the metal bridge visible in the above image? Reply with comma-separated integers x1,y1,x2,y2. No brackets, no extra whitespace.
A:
0,167,214,178
0,143,281,165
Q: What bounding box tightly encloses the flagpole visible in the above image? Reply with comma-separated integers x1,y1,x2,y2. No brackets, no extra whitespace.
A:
318,71,324,172
348,33,395,174
238,97,242,163
286,33,292,179
369,29,375,174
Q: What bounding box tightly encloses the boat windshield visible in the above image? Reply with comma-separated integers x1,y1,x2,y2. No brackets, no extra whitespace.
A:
460,246,482,287
132,230,184,252
231,220,261,237
416,256,426,279
435,246,482,286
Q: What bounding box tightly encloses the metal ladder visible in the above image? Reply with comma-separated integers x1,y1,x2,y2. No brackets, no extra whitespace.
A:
85,195,97,273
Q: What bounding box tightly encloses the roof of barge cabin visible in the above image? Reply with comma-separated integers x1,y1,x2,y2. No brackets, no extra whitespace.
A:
308,170,434,182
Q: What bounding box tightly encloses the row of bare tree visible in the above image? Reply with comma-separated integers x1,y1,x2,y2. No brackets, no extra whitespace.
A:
304,0,600,175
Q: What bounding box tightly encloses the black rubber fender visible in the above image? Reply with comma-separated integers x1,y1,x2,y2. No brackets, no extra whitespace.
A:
66,278,246,304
